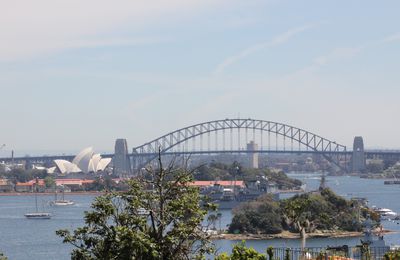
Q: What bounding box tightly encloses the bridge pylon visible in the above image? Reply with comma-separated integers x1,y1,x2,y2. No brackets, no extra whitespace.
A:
351,136,366,173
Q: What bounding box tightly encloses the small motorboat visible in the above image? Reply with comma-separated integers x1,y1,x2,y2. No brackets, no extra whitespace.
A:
373,207,397,220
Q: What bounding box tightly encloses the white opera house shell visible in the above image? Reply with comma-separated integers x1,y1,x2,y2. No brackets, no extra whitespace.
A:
54,147,112,174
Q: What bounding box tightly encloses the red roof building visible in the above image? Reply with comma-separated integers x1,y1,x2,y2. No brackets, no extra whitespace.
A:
15,179,45,192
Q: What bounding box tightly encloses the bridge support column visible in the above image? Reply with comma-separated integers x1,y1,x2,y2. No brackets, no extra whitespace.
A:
24,159,32,170
113,139,132,177
247,141,259,169
352,136,366,173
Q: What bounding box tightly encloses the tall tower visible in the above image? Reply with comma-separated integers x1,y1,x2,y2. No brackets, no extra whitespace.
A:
352,136,366,173
113,139,132,177
246,141,259,169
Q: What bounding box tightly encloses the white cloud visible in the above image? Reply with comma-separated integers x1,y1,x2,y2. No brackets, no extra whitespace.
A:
381,33,400,44
313,47,362,66
214,25,313,74
0,0,228,62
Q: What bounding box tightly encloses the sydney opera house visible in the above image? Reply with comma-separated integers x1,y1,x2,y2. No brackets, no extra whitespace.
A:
53,147,112,174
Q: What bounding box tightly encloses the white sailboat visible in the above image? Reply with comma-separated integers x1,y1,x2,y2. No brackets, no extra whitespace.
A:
51,185,74,206
25,179,52,219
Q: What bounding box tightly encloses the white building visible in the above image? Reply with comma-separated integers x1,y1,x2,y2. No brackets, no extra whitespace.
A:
54,147,111,174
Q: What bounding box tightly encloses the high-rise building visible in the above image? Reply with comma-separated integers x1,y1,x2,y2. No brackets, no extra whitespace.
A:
352,136,366,173
113,139,132,176
246,141,259,169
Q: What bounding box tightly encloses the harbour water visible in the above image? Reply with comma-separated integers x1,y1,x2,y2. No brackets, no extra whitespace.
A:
1,174,400,259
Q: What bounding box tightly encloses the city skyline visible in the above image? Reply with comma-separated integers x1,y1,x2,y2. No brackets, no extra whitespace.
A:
1,1,400,154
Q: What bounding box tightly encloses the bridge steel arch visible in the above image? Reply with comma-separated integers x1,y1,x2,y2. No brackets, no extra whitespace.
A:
132,118,347,170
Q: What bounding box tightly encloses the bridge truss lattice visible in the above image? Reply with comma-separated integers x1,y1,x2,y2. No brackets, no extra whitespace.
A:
132,118,348,171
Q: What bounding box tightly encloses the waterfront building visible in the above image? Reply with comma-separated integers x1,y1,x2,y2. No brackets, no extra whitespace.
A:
0,179,14,192
15,179,45,192
54,147,111,174
12,179,96,192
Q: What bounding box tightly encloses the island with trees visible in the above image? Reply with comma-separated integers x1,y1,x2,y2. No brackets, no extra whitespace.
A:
226,187,381,243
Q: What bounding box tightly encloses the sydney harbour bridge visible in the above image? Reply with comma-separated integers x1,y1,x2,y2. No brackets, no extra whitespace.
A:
1,118,400,173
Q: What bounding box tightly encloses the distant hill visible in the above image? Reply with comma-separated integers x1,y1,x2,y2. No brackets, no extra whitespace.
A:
192,162,302,190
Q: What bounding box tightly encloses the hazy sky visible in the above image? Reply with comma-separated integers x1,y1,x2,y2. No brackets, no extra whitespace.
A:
1,0,400,155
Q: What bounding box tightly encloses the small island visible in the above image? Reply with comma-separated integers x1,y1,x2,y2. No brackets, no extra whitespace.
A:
225,187,381,240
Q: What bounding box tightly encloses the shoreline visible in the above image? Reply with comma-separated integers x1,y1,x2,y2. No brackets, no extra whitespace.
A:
0,191,105,196
211,229,396,240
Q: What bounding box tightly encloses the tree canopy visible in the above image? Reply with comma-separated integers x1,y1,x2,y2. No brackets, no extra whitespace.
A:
57,155,214,260
0,252,7,260
215,242,267,260
229,194,282,234
193,162,301,189
229,188,377,235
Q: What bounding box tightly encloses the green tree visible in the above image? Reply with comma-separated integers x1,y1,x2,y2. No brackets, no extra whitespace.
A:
282,194,313,250
215,241,266,260
0,251,7,260
2,168,48,184
57,153,214,260
229,194,282,234
207,213,218,230
266,246,274,260
44,176,55,188
384,250,400,260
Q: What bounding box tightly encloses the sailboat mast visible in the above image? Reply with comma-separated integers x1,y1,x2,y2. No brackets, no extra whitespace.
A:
35,178,39,212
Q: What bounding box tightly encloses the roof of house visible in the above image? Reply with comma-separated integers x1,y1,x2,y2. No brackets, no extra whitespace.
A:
16,182,33,187
16,179,45,186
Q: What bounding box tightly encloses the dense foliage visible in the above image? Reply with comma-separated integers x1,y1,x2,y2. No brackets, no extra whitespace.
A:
57,155,214,260
229,194,282,234
0,168,48,183
282,188,365,233
384,250,400,260
193,162,301,189
0,252,7,260
215,242,267,260
229,188,376,235
84,176,129,192
252,170,302,190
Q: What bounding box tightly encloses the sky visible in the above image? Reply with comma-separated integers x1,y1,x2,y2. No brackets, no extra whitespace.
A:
1,0,400,156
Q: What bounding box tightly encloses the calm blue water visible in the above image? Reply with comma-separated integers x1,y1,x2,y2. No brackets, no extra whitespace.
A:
1,175,400,259
0,194,94,260
214,174,400,255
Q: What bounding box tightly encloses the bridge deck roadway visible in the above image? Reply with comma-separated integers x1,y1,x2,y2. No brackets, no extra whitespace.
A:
2,150,399,163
